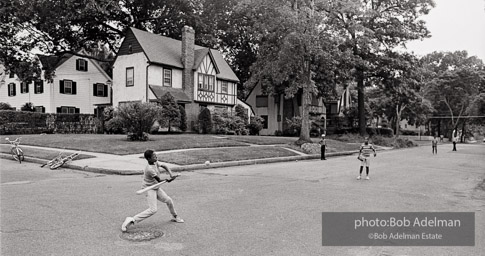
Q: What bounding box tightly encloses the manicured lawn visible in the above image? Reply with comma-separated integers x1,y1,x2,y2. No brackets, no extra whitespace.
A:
157,146,298,165
0,134,249,155
0,144,95,161
225,135,303,145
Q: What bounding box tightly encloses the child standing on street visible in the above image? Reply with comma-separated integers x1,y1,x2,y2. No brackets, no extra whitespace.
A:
320,134,327,160
357,137,376,180
432,135,438,154
122,150,184,232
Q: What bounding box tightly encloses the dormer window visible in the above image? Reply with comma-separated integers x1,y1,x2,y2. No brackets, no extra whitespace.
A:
76,59,88,71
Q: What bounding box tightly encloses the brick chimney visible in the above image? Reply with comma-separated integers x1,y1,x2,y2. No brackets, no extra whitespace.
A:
181,26,195,95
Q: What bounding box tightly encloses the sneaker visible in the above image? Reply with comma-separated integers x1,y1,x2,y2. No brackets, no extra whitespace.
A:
365,176,370,180
356,176,361,180
171,216,185,223
121,217,134,232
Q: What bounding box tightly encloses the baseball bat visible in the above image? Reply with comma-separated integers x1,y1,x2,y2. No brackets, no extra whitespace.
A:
135,175,179,195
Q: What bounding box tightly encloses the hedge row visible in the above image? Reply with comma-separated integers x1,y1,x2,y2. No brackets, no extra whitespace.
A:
0,110,100,135
334,127,394,137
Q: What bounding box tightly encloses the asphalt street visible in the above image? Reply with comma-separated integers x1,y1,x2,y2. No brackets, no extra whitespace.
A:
1,143,484,256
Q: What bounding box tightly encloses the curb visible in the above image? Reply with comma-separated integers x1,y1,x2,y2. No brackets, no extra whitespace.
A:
0,153,141,176
1,150,361,175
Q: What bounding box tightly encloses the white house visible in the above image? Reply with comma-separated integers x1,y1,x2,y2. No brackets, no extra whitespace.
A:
112,26,240,130
0,51,112,114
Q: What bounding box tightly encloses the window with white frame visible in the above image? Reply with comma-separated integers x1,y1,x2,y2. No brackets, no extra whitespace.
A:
221,81,228,94
61,107,76,113
76,59,88,71
8,83,16,96
94,83,106,97
163,68,172,87
64,80,73,94
198,73,215,91
126,67,134,86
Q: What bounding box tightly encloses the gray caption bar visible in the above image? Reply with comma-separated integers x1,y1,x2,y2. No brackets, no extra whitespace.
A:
322,212,474,246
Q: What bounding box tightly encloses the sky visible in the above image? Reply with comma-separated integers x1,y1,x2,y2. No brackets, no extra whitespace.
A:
405,0,485,62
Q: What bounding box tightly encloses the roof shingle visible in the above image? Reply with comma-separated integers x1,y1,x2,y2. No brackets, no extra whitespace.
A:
130,27,239,82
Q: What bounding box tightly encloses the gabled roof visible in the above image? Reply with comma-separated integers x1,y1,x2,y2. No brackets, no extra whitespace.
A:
129,27,239,82
37,54,73,70
37,51,112,81
149,85,191,103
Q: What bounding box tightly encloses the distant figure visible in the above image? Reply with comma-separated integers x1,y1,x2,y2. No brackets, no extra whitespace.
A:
319,134,327,160
452,131,458,151
357,137,376,180
440,134,444,142
432,135,438,154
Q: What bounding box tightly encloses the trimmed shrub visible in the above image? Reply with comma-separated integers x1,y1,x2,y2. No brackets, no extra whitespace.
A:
0,110,99,134
158,92,180,133
20,102,35,112
114,102,163,141
235,104,249,125
285,116,302,136
377,127,394,137
213,110,248,135
198,108,212,134
179,105,187,132
401,129,419,136
0,102,14,110
248,116,264,135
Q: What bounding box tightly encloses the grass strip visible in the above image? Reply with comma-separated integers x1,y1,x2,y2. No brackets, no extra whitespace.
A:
157,146,298,165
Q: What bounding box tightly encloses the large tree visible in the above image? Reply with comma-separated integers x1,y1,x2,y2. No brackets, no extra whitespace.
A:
372,52,434,137
245,0,344,144
422,51,485,139
320,0,435,135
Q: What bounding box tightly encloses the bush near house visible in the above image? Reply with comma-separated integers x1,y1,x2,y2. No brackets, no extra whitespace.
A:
20,102,35,112
113,102,163,141
198,108,212,134
401,129,419,136
334,127,393,137
0,102,14,110
213,110,248,135
248,116,264,135
179,105,187,132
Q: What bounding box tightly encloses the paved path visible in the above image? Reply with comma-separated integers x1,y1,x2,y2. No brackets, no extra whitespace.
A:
1,144,484,255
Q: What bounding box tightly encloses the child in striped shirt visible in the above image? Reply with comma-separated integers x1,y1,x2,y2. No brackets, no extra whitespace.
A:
357,137,376,180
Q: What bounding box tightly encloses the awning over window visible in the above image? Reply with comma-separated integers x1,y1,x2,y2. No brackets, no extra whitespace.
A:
149,85,192,103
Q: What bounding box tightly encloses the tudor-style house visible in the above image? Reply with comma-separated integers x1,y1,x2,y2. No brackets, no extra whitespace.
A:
0,52,112,114
112,26,240,130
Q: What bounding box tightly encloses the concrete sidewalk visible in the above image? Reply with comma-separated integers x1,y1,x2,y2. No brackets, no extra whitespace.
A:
0,144,392,175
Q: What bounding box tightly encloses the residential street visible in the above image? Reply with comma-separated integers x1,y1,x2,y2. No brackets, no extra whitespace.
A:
1,144,484,256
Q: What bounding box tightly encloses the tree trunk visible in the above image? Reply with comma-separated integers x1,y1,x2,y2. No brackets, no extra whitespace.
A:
357,69,366,135
395,106,401,138
461,120,466,143
299,83,311,142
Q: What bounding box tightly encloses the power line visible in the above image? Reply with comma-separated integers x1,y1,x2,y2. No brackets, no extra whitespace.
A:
428,116,485,119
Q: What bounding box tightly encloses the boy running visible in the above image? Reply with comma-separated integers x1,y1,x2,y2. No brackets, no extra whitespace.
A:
357,137,376,180
122,150,184,232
